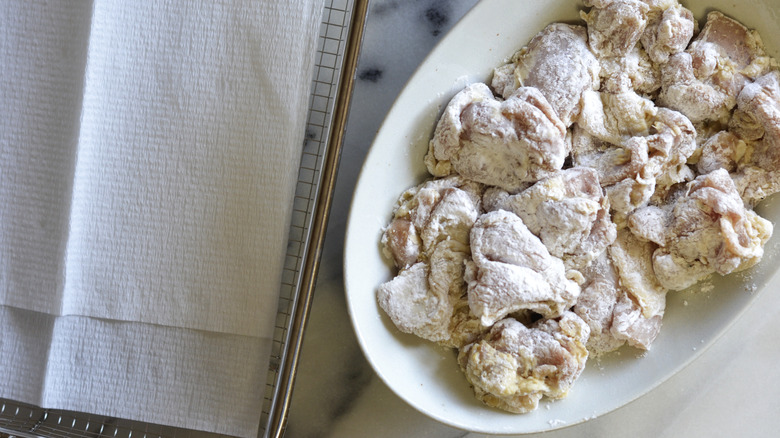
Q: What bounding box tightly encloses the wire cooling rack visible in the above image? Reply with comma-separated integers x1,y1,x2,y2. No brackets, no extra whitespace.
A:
0,0,366,437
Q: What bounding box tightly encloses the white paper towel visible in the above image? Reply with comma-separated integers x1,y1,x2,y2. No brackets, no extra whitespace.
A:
64,0,318,337
44,315,270,437
0,307,53,404
0,1,91,315
0,0,324,436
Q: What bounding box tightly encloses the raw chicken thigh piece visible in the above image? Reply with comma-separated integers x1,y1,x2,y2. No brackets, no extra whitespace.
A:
381,175,482,269
381,238,486,349
627,203,669,246
466,210,580,326
578,88,657,144
425,83,567,192
630,169,773,290
379,175,486,344
641,107,698,176
378,238,477,344
577,54,695,152
659,11,773,123
492,24,600,127
731,71,780,204
574,106,696,223
575,249,665,354
731,165,778,207
608,229,667,318
598,46,661,95
690,11,772,77
571,126,654,225
571,125,650,186
572,252,624,354
659,52,733,123
696,131,747,174
377,262,452,342
486,167,617,270
640,2,696,64
445,297,485,349
609,290,663,350
458,313,589,413
581,0,649,58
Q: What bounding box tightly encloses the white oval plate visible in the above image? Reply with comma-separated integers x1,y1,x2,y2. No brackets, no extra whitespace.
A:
344,0,780,434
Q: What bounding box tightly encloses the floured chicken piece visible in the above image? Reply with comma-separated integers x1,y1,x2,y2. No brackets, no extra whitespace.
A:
629,169,773,290
378,237,486,346
574,106,696,222
378,262,451,342
573,251,663,354
379,176,484,344
571,128,654,225
659,11,774,123
640,108,698,177
599,46,661,95
466,210,580,326
602,229,666,355
581,0,649,58
696,131,747,175
729,101,767,143
578,88,657,144
649,161,696,206
485,167,617,270
609,289,663,350
458,313,589,413
609,229,667,318
381,175,482,269
445,297,486,349
425,83,567,192
572,252,623,353
730,71,780,204
659,53,731,123
640,1,696,64
492,24,600,127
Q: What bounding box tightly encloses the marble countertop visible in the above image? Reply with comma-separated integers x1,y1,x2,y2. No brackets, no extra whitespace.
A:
285,1,780,436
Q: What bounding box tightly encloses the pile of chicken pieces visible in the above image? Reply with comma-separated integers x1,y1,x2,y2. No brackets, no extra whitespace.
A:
378,0,777,414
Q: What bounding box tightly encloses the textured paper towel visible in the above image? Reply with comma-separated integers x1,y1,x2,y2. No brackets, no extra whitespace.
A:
0,1,91,315
64,0,320,337
0,0,324,436
0,307,53,404
43,316,271,437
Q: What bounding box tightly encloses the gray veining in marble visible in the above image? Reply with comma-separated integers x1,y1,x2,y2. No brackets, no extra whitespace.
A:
285,1,780,437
